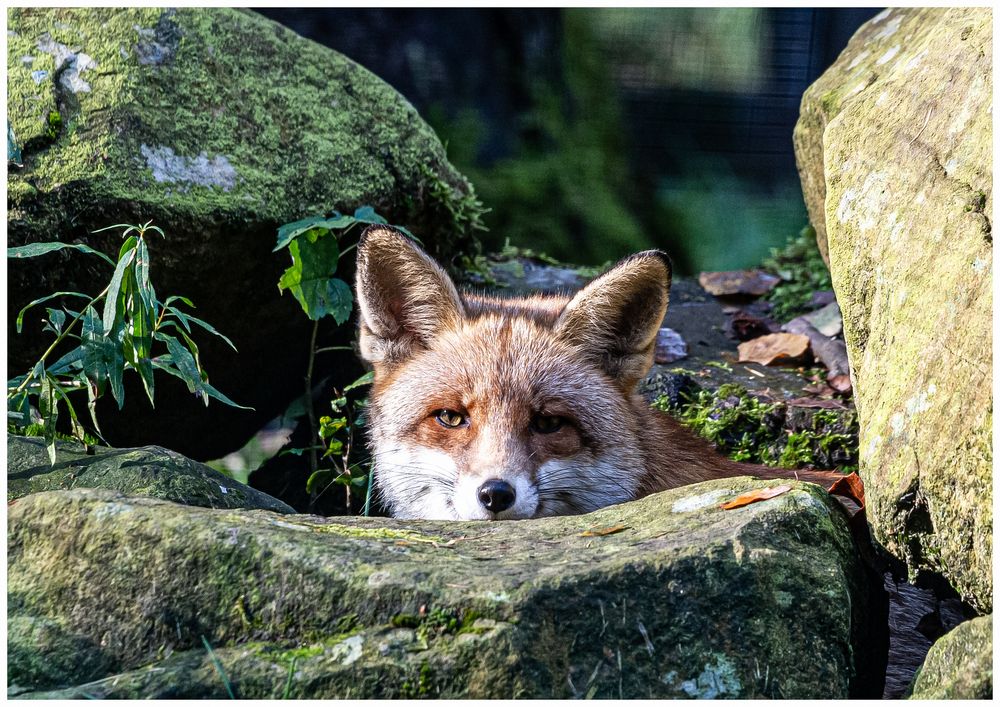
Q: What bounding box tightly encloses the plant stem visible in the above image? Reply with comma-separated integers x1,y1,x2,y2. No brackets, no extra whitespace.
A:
305,319,320,481
11,283,111,398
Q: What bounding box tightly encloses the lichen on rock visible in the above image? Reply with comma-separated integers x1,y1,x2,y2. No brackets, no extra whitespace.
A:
793,7,992,612
8,479,879,698
7,7,485,459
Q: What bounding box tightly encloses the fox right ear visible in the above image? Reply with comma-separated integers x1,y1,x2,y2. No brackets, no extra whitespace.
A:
355,226,464,368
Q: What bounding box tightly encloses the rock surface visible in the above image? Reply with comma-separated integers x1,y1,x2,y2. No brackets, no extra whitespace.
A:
907,615,992,699
793,7,992,611
8,479,880,698
7,7,483,460
7,435,293,513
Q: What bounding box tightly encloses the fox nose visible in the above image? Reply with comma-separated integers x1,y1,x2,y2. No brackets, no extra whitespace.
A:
477,479,516,513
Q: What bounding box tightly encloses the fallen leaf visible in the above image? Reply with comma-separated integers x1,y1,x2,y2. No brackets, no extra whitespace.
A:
720,484,791,510
698,269,781,297
579,525,629,537
786,397,848,410
727,310,777,341
737,333,811,366
827,471,865,510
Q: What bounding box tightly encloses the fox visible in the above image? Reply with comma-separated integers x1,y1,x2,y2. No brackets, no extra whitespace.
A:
355,225,842,520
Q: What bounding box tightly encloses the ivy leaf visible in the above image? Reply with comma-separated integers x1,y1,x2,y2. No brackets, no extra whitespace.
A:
277,235,353,323
273,213,355,252
352,206,388,225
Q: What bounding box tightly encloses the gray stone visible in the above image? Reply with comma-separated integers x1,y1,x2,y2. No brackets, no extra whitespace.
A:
8,479,877,698
7,435,293,513
908,615,992,699
793,7,992,611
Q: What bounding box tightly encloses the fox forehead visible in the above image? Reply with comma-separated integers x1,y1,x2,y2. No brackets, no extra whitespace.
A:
370,310,626,427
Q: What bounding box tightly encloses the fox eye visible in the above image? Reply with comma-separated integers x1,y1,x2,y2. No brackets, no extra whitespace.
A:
435,409,467,429
531,415,565,434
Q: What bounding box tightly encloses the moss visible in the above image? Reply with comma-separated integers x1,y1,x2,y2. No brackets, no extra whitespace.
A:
761,225,833,322
9,481,873,698
654,383,858,470
6,435,294,512
8,8,484,258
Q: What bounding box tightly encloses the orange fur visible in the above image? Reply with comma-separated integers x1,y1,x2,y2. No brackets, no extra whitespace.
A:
355,226,837,520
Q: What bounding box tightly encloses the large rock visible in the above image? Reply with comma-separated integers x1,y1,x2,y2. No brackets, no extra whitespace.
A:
7,435,293,513
8,480,882,698
908,615,992,699
7,8,484,459
793,8,992,611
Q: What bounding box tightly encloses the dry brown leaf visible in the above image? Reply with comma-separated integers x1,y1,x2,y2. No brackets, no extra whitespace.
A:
786,397,848,410
737,333,811,366
699,269,781,297
579,524,629,537
720,484,791,510
827,471,865,510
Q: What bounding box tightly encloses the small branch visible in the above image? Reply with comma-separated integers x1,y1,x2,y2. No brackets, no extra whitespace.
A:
305,320,320,478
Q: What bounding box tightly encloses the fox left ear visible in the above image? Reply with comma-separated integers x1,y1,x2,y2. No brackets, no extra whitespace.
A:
555,251,671,390
355,226,465,368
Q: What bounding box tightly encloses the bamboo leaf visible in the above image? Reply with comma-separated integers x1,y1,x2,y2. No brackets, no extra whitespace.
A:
39,375,57,465
202,381,253,410
16,291,91,333
7,241,115,266
102,245,135,335
178,312,236,350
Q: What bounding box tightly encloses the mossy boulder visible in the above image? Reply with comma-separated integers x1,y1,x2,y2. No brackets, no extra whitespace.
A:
908,615,992,699
7,7,484,459
8,479,881,698
793,8,992,611
7,435,293,513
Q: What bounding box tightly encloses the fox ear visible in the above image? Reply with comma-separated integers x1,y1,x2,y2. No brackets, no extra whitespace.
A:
555,251,671,390
355,226,464,367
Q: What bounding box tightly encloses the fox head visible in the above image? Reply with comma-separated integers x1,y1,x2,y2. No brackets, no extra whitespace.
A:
355,226,671,520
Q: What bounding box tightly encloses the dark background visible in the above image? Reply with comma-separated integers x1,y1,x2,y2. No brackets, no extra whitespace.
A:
258,8,880,273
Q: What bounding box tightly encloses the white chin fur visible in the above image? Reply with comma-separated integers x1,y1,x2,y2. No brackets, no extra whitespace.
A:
374,445,458,520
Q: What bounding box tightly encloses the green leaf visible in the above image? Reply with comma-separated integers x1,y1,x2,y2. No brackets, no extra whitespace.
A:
7,242,115,266
179,312,237,351
102,243,136,335
352,206,388,225
134,237,157,320
306,468,334,495
273,214,356,252
344,371,375,392
201,381,253,410
277,235,353,322
7,390,31,427
91,223,137,234
39,375,57,465
161,334,206,403
16,291,92,333
43,307,66,335
47,346,85,376
51,380,87,444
